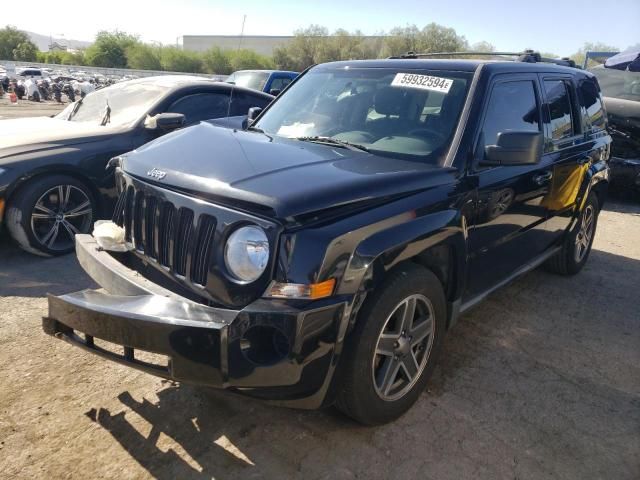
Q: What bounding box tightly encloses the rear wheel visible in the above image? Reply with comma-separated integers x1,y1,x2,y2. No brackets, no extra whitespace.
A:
545,193,599,275
6,175,96,256
336,264,446,425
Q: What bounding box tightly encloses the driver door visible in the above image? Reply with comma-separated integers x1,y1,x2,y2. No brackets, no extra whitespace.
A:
465,75,555,299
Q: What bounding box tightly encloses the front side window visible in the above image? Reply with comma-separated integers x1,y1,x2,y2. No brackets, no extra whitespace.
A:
255,67,472,165
228,91,272,116
544,80,575,141
481,80,540,155
168,93,230,124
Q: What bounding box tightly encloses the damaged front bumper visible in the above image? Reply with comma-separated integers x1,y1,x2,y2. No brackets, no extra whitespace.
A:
44,235,350,408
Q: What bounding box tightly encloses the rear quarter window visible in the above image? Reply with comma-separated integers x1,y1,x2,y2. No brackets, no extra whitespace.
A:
578,78,606,132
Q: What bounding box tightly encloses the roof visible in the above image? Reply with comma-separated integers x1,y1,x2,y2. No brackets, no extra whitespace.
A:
315,59,584,75
232,70,299,75
117,75,274,98
123,75,219,88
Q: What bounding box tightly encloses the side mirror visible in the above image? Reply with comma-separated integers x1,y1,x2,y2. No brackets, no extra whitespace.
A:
484,131,543,166
144,112,185,131
247,107,262,126
269,88,282,96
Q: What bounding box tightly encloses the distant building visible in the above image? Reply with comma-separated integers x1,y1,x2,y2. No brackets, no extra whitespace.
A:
48,42,79,54
181,35,294,56
48,42,68,52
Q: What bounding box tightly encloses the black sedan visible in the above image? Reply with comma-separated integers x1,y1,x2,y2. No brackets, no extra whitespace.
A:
0,76,273,255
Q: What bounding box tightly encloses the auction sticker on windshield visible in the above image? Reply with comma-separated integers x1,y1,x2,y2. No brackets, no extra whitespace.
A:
391,73,453,93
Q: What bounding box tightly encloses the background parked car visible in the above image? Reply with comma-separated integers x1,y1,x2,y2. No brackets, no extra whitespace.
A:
0,76,273,256
590,49,640,198
226,69,298,95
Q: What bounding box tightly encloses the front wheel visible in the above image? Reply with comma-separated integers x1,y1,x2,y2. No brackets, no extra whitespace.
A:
6,175,96,256
336,264,446,425
545,193,599,275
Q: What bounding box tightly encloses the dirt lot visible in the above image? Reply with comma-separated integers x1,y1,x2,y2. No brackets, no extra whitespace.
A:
0,101,639,479
0,97,66,119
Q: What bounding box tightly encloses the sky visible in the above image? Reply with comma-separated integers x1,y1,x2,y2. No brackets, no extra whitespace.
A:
4,0,639,57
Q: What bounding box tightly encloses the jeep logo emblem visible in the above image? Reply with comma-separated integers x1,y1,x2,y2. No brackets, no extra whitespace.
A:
147,168,167,180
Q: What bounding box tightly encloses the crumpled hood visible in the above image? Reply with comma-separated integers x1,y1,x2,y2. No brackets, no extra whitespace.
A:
122,122,453,219
0,117,118,160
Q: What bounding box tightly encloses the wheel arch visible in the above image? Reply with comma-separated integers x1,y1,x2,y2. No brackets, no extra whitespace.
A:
341,209,468,331
5,166,103,217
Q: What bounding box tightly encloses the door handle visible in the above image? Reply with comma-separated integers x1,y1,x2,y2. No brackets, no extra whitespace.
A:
533,171,553,186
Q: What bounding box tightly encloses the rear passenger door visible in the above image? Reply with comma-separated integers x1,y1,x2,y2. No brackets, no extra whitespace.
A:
465,75,555,299
538,75,591,241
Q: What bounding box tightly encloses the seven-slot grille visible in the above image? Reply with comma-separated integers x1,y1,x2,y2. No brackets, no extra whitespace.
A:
113,186,216,286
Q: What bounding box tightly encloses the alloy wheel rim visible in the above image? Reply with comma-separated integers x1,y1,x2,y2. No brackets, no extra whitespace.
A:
574,204,595,263
30,185,92,251
372,293,436,402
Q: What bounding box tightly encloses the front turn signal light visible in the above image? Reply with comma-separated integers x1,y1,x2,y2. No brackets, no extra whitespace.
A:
266,278,336,300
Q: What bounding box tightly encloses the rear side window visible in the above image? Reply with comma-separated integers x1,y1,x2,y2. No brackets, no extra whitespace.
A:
543,80,575,141
481,80,541,152
578,79,606,132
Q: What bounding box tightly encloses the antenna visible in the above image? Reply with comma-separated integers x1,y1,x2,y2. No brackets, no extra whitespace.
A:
226,14,247,119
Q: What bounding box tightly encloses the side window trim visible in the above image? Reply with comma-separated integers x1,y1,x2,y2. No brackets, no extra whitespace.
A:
471,74,543,172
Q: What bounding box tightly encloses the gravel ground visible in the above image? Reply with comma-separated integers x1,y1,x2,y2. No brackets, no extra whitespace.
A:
0,102,639,479
0,97,67,119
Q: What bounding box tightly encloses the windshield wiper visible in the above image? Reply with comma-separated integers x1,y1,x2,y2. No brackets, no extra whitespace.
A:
100,100,111,126
295,136,369,153
67,97,84,121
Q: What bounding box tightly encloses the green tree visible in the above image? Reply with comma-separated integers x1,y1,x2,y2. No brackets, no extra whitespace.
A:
85,31,138,68
202,47,231,74
61,51,86,66
0,26,39,61
12,41,38,61
420,23,468,53
159,47,202,72
228,49,273,71
384,25,422,56
126,43,161,70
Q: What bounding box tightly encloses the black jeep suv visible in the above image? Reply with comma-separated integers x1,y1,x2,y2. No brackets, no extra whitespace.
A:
44,58,610,425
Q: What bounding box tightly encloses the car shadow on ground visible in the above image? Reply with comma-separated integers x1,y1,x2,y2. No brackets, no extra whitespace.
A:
84,246,640,479
603,197,640,215
0,234,96,297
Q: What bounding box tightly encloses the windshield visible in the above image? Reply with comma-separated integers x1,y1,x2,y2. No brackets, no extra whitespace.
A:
254,67,472,165
227,71,270,91
57,81,168,126
591,66,640,102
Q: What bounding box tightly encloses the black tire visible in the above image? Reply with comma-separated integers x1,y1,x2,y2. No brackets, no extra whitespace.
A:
336,263,446,425
5,175,96,257
544,193,599,275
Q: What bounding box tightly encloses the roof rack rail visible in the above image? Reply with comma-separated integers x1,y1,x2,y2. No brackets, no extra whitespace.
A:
389,50,579,68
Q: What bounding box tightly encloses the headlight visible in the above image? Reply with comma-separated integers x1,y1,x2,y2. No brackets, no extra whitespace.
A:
224,225,269,282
